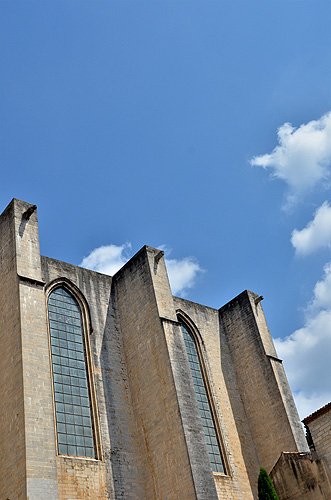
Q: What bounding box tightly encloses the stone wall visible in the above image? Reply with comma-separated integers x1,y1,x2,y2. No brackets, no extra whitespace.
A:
220,290,308,473
304,404,331,487
0,198,311,500
14,199,60,500
174,296,257,499
0,200,27,500
41,256,148,499
270,452,331,500
113,246,200,500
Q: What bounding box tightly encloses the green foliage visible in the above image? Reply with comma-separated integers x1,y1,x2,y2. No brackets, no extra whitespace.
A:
258,467,279,500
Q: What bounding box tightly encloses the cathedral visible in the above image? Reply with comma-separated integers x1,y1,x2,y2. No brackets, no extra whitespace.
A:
0,198,329,500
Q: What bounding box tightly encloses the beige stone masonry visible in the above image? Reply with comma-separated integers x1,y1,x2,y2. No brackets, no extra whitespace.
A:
0,199,27,500
220,290,308,473
304,404,331,488
14,199,59,499
271,452,331,500
114,246,198,500
174,296,257,500
0,199,314,500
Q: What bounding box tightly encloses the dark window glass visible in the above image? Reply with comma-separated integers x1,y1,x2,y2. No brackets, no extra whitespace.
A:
181,322,225,473
48,287,95,458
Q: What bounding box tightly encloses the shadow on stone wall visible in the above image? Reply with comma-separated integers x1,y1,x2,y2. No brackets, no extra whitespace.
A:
270,452,331,500
100,283,146,500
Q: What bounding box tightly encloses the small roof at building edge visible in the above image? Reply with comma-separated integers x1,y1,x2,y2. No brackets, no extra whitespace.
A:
302,402,331,425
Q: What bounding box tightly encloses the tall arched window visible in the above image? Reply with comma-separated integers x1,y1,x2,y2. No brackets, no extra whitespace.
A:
180,321,225,473
48,286,96,458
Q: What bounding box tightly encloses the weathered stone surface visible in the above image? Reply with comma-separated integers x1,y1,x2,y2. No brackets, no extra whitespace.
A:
0,199,315,500
271,452,331,500
0,199,27,500
220,290,308,474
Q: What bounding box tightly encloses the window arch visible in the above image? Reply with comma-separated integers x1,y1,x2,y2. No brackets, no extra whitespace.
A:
47,284,97,458
179,317,225,474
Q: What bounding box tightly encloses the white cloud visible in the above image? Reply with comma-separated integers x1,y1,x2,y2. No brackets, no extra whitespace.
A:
251,111,331,201
291,202,331,256
166,257,203,297
275,309,331,419
274,265,331,419
312,262,331,310
251,112,331,420
80,243,132,276
80,243,203,296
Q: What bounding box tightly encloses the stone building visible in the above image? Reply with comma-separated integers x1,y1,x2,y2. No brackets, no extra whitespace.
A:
269,404,331,500
0,198,316,499
304,403,331,482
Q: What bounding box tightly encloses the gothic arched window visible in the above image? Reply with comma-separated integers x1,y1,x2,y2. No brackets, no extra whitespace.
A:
48,286,96,458
180,320,225,473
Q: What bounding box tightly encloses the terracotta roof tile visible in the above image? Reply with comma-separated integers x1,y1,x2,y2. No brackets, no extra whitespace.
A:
302,402,331,424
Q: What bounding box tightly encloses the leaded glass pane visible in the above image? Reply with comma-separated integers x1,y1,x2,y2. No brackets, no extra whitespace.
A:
181,322,225,473
48,287,95,458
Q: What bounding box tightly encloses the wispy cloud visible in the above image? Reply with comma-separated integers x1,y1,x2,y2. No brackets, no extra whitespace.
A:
80,243,204,297
251,111,331,205
291,201,331,256
274,264,331,419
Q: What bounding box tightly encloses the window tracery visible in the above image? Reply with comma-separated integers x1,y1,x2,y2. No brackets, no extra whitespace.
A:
180,319,225,473
48,286,96,458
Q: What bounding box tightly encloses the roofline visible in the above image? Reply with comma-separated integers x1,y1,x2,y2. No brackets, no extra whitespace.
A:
302,402,331,425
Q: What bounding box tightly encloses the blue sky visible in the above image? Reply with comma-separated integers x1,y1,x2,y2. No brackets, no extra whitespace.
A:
1,1,331,419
